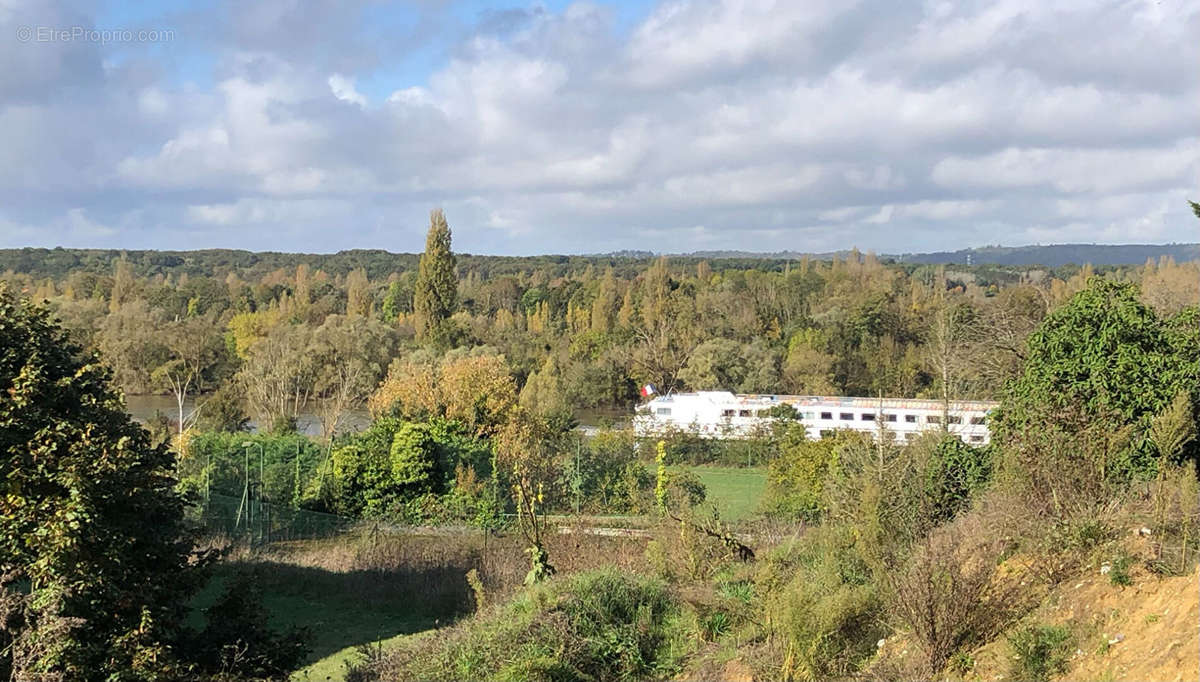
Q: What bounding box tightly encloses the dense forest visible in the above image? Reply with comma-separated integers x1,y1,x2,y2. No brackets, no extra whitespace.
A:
3,236,1198,434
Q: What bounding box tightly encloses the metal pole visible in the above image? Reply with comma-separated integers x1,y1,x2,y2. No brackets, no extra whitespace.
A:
244,445,251,539
242,441,264,545
259,444,265,544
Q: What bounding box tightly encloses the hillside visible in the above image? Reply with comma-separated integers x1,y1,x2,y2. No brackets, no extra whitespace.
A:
2,242,1198,280
685,243,1200,266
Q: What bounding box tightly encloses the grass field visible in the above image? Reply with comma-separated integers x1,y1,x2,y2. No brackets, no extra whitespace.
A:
687,466,767,521
188,534,482,682
190,559,446,682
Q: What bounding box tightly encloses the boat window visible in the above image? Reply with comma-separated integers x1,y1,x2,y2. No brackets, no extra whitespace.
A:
927,415,942,424
721,409,735,417
884,414,897,422
947,415,962,424
656,408,671,416
904,414,917,423
839,413,854,421
970,416,986,425
738,410,752,417
820,411,833,420
860,413,875,421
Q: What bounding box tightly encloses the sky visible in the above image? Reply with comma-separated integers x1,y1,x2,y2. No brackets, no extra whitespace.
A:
1,0,1198,256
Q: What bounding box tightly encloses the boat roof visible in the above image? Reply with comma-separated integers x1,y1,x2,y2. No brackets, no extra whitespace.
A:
649,392,997,411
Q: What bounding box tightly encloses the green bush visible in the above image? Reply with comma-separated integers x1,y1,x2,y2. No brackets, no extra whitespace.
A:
562,429,653,513
1007,624,1073,682
650,423,783,467
764,525,884,681
762,430,865,523
330,417,493,519
922,437,992,524
993,279,1199,487
350,570,687,682
1108,553,1134,587
181,431,324,508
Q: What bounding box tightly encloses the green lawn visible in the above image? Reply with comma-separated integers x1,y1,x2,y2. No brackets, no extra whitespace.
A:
189,539,475,682
293,631,414,681
686,466,767,521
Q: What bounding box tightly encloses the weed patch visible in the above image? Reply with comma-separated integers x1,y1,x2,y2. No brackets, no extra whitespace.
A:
1007,624,1073,682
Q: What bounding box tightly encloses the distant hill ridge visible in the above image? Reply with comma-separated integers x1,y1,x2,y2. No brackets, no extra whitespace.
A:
1,243,1198,278
666,243,1200,267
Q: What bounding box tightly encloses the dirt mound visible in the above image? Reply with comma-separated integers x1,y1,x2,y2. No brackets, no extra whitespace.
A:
970,565,1198,681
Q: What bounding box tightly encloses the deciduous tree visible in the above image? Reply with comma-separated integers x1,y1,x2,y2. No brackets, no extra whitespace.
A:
0,284,198,679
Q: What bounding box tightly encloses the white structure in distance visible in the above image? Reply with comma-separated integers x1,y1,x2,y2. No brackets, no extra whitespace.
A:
633,391,997,445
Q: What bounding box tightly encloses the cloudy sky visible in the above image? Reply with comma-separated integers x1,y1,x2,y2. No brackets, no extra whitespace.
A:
2,0,1198,255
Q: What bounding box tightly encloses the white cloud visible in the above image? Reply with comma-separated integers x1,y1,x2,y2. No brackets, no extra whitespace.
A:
328,73,367,107
1,0,1199,255
931,141,1199,194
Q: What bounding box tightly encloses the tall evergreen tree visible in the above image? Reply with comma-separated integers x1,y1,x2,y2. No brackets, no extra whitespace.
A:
413,208,458,345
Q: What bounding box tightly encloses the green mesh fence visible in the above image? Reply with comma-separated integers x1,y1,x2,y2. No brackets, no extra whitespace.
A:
191,492,354,544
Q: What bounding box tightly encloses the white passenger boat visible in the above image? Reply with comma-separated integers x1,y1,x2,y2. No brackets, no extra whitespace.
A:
633,391,997,445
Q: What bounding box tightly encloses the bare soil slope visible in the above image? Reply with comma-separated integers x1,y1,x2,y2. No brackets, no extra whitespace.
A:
970,566,1198,681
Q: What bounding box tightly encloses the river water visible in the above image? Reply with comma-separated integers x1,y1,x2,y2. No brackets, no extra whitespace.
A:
122,395,371,438
123,395,630,437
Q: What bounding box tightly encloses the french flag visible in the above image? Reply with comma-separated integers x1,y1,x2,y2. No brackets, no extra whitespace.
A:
640,384,657,397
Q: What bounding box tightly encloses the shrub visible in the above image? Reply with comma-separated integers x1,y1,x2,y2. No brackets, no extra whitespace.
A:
1146,460,1200,575
180,431,324,510
921,437,992,524
1107,553,1133,587
1007,624,1073,682
563,429,653,513
762,430,866,523
649,423,785,467
993,279,1198,489
886,514,1028,675
949,651,975,676
765,525,884,681
350,570,686,682
699,610,731,642
330,417,493,519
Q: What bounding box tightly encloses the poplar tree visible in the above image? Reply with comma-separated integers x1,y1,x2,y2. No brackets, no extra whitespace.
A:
413,208,458,345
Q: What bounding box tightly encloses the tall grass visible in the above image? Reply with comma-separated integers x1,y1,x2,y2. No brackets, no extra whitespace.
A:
348,570,688,682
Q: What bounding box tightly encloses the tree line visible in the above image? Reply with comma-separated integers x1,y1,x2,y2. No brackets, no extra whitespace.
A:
3,213,1198,442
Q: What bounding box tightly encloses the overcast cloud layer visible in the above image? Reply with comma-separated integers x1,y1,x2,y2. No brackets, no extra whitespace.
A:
2,0,1198,255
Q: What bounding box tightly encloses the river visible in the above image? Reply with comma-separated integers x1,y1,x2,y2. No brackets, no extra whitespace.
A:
122,395,371,438
123,395,630,438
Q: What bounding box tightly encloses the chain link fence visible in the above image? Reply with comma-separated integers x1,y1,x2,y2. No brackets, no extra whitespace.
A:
190,492,355,545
